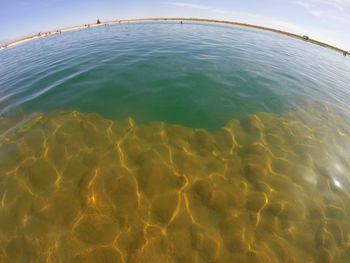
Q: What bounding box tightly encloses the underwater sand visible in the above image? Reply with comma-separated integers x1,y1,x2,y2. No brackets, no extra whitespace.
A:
1,22,350,263
1,102,350,263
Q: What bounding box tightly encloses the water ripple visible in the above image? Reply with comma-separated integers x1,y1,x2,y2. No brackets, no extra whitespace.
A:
0,22,350,129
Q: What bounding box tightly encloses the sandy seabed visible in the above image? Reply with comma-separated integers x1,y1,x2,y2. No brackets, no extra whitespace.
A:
1,101,350,262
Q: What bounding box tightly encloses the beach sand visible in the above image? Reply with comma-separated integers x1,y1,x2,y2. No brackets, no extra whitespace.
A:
0,18,348,56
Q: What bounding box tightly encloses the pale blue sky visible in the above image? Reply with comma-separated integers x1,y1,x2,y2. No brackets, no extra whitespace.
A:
0,0,349,50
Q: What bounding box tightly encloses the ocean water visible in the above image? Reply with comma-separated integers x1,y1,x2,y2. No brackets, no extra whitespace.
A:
1,22,350,262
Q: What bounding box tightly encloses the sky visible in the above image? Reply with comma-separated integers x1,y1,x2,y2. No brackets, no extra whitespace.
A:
0,0,349,50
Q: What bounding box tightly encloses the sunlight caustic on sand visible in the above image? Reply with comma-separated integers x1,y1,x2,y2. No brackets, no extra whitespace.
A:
1,101,350,262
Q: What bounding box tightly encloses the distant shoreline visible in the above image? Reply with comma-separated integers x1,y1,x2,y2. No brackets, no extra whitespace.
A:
0,18,349,57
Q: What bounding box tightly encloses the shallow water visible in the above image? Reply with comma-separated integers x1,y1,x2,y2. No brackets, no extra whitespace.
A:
1,22,350,262
1,22,350,129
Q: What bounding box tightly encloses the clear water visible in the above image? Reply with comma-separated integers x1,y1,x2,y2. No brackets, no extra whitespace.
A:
1,22,350,262
1,22,350,129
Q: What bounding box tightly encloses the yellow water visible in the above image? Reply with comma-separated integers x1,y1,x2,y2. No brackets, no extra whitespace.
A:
1,102,350,262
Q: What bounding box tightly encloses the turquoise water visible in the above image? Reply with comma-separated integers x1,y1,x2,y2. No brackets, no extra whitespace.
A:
1,22,349,129
2,22,350,263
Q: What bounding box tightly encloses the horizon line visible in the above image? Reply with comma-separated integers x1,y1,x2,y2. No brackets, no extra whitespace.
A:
0,17,349,57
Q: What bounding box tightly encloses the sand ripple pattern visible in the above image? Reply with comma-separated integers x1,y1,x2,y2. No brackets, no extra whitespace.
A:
1,103,350,262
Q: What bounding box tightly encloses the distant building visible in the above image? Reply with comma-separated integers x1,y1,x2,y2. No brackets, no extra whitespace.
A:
97,19,101,24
